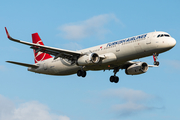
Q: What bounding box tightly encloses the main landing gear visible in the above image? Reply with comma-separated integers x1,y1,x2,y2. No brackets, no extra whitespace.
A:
110,68,119,83
153,53,160,66
77,70,87,77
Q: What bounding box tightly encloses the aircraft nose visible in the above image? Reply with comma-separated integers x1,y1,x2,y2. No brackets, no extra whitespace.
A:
169,38,176,48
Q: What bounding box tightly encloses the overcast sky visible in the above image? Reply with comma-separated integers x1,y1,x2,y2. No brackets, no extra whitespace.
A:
0,0,180,120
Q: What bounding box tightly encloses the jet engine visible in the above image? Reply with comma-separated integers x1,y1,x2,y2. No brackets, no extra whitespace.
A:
76,53,100,66
125,62,148,75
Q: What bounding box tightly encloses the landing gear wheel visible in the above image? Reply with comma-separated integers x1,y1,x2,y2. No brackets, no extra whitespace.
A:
82,71,86,77
154,61,160,66
77,70,87,78
109,76,119,83
114,77,119,83
77,70,82,77
110,76,114,82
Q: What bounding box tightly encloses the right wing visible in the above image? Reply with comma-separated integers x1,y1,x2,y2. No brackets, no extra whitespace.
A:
5,27,82,60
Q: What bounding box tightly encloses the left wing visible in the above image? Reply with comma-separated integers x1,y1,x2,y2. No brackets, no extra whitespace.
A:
6,61,39,68
5,27,82,60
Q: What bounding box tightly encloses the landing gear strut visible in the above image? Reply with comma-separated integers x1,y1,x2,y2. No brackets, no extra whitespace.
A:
110,68,119,83
77,70,86,77
153,53,160,66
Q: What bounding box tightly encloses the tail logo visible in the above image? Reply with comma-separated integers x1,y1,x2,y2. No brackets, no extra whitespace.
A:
34,51,47,63
36,40,44,46
32,33,53,63
34,40,47,63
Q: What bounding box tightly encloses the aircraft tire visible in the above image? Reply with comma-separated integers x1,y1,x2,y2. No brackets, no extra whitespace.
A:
77,70,82,77
110,76,114,82
154,61,160,66
110,76,119,83
82,71,86,77
156,61,160,66
114,77,119,83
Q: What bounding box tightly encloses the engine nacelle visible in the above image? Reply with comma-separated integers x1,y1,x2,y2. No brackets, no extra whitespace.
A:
76,53,100,66
125,62,148,75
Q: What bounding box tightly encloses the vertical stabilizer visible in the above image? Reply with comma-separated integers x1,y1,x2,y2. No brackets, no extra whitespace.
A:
32,33,52,63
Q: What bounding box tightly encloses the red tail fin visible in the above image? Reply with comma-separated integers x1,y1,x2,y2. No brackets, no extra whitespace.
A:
32,33,52,63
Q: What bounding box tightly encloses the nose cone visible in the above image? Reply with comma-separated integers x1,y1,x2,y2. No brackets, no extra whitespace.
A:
169,38,176,48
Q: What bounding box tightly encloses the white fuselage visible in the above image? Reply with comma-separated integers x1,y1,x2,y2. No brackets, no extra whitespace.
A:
28,31,176,75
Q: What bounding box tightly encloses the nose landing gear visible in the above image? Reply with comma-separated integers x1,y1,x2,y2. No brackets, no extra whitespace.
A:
153,53,160,66
109,68,119,83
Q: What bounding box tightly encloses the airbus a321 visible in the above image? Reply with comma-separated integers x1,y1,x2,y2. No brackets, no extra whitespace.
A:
5,27,176,83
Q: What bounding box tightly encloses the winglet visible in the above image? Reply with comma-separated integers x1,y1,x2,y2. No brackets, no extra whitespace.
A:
4,27,20,42
5,27,11,39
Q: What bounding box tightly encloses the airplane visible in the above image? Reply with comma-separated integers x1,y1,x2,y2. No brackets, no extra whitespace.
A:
5,27,176,83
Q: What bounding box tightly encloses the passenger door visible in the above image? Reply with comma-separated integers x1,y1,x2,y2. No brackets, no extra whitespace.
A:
116,43,120,52
146,34,151,45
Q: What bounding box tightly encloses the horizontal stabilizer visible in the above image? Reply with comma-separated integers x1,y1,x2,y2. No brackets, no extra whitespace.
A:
6,61,39,68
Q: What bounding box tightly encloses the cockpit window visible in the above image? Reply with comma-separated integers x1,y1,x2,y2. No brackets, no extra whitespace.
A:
164,34,170,37
157,34,170,38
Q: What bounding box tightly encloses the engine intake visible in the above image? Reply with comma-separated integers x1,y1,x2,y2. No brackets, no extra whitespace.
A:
76,53,100,66
125,62,148,75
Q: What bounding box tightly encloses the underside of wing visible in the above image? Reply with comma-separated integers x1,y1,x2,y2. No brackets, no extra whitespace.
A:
109,61,158,70
118,61,136,69
119,61,158,69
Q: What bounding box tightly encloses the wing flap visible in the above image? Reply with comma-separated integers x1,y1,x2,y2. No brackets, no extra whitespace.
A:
6,61,39,68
